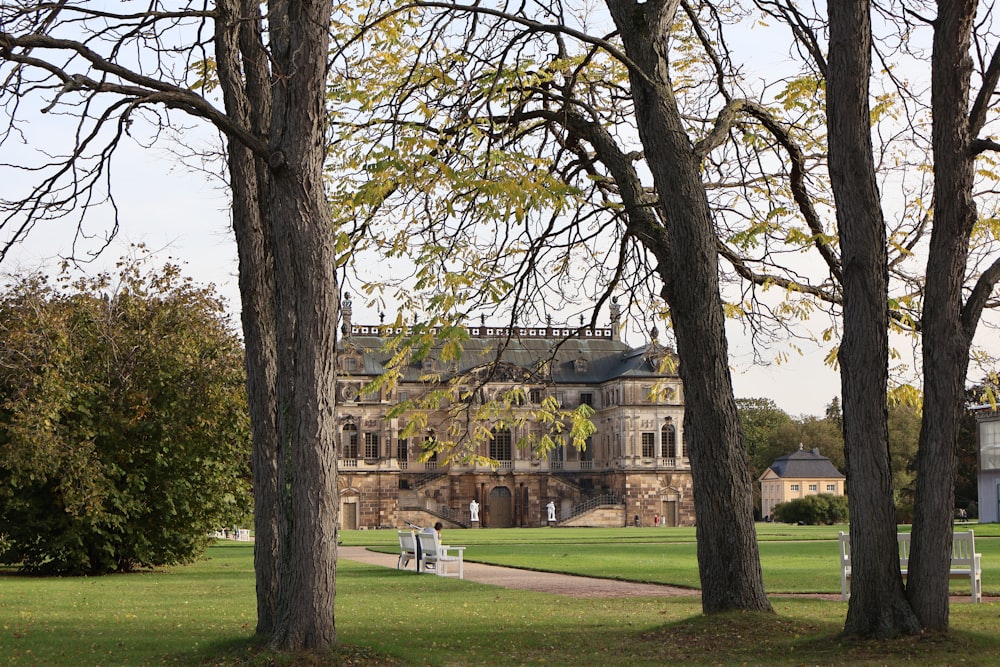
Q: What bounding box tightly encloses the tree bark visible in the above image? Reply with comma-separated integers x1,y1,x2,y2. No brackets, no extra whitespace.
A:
826,0,920,638
265,0,341,650
215,0,282,636
219,0,341,649
908,0,978,631
604,0,771,614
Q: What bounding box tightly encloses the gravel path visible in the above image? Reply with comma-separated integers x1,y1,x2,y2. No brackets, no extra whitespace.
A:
340,546,995,603
339,546,701,598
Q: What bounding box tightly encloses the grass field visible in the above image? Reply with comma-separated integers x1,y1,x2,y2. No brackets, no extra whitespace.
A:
356,522,1000,596
2,524,999,665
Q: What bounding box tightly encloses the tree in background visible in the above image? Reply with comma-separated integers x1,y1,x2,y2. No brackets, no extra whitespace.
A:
737,397,794,517
0,255,251,575
739,397,844,512
737,396,924,520
888,400,922,519
737,398,794,476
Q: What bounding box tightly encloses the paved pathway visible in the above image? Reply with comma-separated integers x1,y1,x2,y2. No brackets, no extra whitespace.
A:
338,546,700,598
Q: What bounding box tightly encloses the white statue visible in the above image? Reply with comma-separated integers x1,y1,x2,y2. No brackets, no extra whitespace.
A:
546,500,556,522
469,499,480,522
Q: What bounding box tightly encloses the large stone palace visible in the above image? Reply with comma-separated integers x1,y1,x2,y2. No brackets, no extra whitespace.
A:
335,296,695,529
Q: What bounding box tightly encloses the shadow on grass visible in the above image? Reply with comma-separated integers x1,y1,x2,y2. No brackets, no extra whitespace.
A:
192,636,403,667
629,609,992,667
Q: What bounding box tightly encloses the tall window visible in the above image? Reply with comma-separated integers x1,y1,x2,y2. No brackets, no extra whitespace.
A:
364,432,379,459
397,437,408,461
642,432,655,458
549,441,564,462
423,435,437,464
980,419,1000,470
579,392,593,407
342,423,358,458
662,420,677,458
491,427,512,461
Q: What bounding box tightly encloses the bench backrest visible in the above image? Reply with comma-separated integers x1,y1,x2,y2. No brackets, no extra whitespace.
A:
838,531,851,569
398,530,417,555
951,530,977,566
417,530,442,558
842,530,976,569
898,532,911,567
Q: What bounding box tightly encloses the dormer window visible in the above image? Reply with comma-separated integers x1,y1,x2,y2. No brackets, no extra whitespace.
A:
421,357,435,372
573,356,588,373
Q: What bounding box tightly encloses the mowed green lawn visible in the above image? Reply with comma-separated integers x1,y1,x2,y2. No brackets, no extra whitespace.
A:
1,524,998,666
356,522,1000,596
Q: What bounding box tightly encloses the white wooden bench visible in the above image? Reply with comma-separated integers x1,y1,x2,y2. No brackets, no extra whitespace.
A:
397,530,418,570
839,529,982,602
417,530,466,579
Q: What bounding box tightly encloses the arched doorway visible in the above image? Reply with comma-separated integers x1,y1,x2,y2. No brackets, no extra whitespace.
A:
489,486,513,527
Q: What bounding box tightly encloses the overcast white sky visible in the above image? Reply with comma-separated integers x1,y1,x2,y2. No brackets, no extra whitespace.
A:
0,8,909,420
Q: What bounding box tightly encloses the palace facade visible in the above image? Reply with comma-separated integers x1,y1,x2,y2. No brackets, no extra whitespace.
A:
335,297,695,530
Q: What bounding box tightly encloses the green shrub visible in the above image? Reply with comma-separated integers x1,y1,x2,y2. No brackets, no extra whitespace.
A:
0,261,251,575
773,494,849,525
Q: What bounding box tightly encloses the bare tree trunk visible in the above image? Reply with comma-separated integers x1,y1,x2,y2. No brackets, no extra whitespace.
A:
605,0,771,614
266,0,340,650
215,0,282,635
826,0,919,638
909,0,978,631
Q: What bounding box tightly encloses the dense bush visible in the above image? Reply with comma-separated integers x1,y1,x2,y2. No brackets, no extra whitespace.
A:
0,259,252,574
772,494,849,525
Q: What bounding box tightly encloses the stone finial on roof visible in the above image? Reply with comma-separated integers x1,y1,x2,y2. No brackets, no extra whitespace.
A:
610,296,621,342
341,292,353,338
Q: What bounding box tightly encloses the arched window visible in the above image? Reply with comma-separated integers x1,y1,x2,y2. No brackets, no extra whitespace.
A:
662,419,677,459
342,423,358,458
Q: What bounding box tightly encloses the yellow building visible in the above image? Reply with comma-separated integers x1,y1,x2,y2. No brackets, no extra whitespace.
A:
759,445,845,520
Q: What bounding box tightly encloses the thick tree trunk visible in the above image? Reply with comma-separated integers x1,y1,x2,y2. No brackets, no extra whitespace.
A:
215,0,282,636
605,0,771,614
826,0,919,638
909,0,978,631
265,0,340,650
